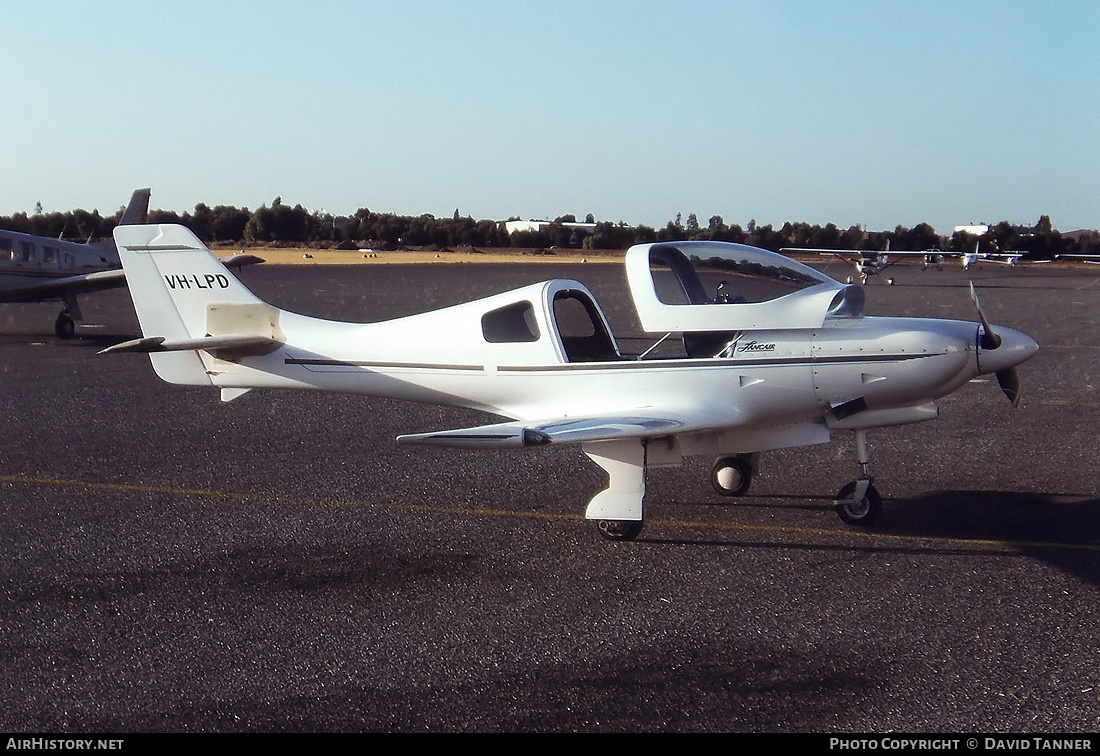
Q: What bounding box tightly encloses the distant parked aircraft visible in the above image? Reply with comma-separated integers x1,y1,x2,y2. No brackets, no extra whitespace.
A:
0,189,262,337
783,241,1028,285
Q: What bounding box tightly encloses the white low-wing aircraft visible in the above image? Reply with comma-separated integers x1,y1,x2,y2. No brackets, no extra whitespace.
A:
104,224,1038,540
0,189,263,338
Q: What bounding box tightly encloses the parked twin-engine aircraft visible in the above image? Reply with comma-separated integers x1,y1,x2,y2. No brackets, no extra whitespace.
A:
104,225,1038,541
0,189,263,338
0,188,151,337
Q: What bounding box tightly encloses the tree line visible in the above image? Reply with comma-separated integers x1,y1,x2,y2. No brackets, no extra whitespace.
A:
2,198,1096,259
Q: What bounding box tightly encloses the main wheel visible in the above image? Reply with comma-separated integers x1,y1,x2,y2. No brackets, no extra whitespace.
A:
835,481,882,526
711,455,752,497
54,313,75,339
596,519,644,541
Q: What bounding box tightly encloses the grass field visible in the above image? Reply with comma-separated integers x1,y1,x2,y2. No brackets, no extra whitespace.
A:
210,244,624,265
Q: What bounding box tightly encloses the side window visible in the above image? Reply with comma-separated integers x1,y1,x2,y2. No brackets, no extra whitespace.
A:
21,241,35,262
553,291,620,362
43,246,59,264
482,301,540,343
0,238,11,261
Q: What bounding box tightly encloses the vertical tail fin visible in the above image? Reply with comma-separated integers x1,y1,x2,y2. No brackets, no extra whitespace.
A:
118,188,151,226
112,223,269,385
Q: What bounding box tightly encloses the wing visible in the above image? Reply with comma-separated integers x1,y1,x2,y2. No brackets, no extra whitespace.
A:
779,247,858,263
396,411,724,449
0,268,126,303
981,253,1024,265
1057,254,1100,263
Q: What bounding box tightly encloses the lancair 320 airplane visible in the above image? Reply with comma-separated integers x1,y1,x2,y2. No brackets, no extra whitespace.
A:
104,224,1038,540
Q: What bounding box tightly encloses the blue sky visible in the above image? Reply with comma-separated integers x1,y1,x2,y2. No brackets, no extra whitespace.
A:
2,0,1097,234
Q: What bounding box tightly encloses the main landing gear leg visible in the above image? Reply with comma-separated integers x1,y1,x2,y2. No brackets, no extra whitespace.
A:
834,429,882,526
583,440,647,542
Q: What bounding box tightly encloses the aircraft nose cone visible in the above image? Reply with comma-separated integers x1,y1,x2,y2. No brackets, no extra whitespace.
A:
977,325,1039,375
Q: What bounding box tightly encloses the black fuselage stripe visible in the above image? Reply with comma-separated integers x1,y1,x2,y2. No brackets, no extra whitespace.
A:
285,357,484,371
498,354,933,371
285,353,934,372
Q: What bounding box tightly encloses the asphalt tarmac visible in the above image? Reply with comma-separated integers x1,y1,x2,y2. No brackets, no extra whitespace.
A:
2,256,1100,733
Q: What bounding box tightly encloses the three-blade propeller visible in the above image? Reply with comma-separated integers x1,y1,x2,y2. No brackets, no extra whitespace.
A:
969,281,1022,407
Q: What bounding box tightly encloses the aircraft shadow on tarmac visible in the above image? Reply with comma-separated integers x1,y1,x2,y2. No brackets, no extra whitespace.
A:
675,489,1100,579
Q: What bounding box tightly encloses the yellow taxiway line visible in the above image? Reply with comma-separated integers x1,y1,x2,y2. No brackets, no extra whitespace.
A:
2,473,1097,554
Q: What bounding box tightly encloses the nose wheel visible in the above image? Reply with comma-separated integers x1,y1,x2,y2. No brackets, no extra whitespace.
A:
835,479,882,526
834,429,883,526
711,454,755,497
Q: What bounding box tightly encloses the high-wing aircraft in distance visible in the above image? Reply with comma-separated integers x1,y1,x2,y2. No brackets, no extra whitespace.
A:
0,189,262,338
782,242,1028,284
780,245,902,285
104,225,1038,541
960,242,1025,268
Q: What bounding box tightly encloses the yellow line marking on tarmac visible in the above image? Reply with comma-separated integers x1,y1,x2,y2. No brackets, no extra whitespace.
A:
1040,399,1100,408
0,474,582,521
3,474,1098,553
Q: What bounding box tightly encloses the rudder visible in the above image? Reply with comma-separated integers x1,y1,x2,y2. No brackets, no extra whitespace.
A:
113,223,266,385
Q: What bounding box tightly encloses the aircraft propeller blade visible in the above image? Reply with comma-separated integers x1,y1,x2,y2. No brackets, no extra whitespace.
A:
969,281,1002,349
970,281,1023,405
997,368,1022,407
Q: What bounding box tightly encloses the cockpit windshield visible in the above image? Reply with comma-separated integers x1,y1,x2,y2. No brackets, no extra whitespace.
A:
626,241,863,335
648,242,833,306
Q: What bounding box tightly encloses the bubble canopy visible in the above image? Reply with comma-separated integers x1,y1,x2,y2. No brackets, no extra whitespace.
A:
624,241,864,333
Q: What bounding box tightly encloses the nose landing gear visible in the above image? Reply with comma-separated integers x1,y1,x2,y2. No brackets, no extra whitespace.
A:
834,429,882,526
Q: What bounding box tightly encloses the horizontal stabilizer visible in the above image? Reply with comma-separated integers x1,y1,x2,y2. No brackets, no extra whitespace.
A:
397,415,691,450
99,334,281,359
